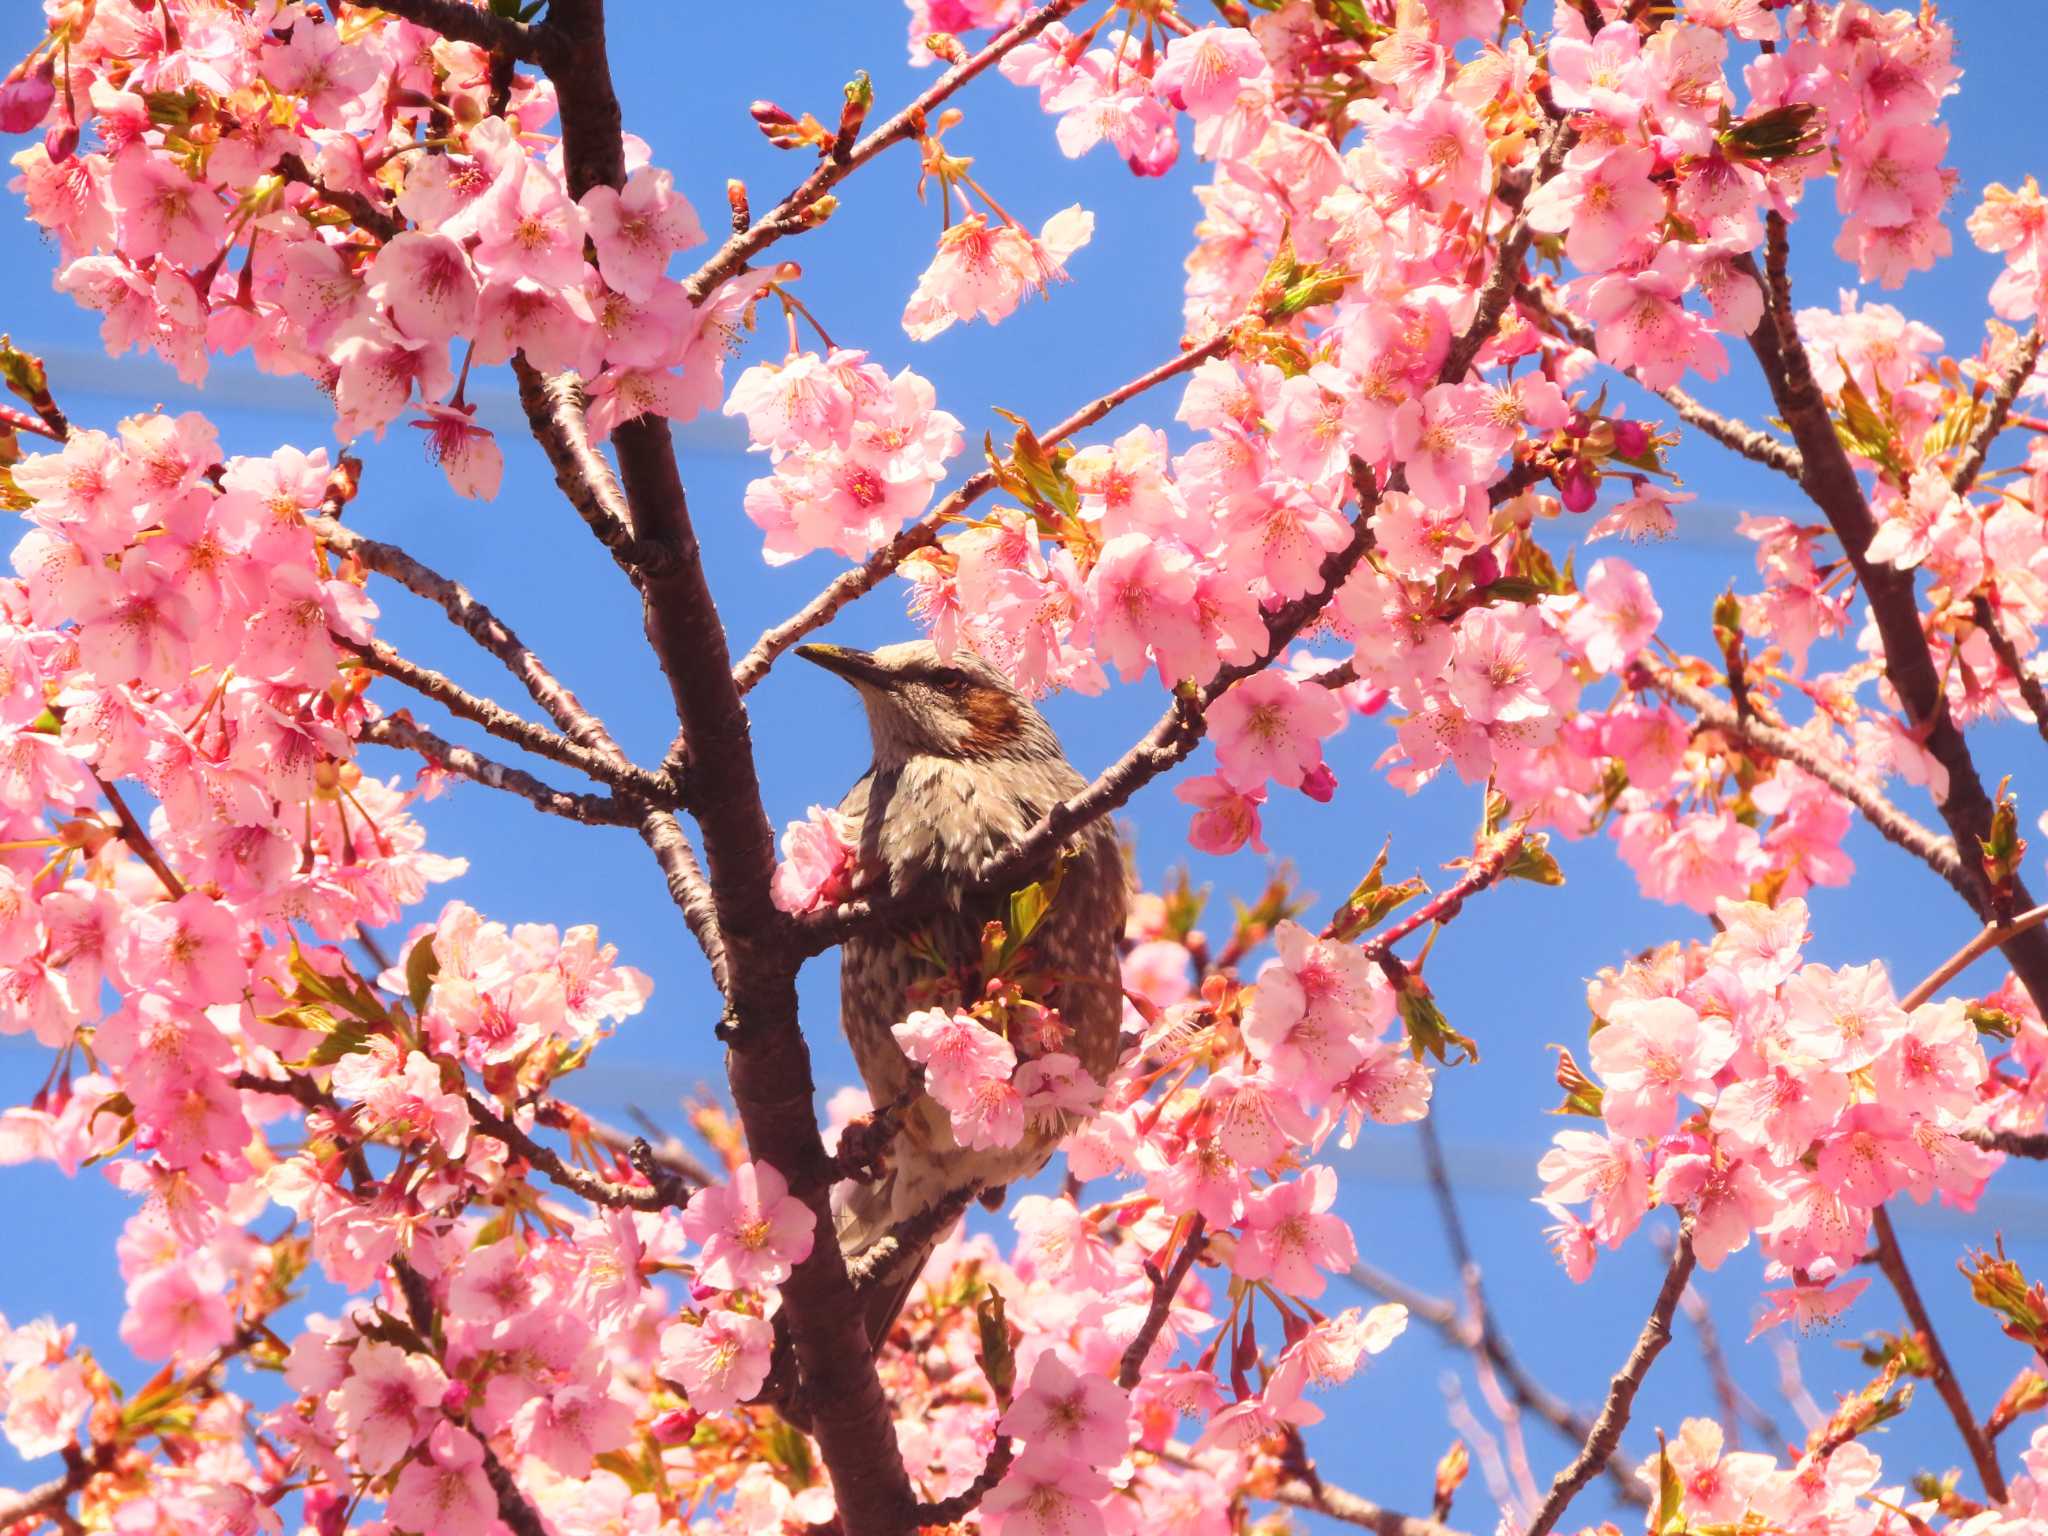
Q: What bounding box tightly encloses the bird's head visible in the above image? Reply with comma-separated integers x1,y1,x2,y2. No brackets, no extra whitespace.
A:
796,640,1064,768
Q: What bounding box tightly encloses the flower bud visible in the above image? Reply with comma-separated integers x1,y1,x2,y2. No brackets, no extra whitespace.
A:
440,1379,471,1414
0,63,56,134
1610,418,1650,458
651,1408,701,1444
1558,459,1598,513
1299,761,1338,803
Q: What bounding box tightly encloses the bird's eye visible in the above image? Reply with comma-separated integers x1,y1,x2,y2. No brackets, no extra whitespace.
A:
932,670,971,694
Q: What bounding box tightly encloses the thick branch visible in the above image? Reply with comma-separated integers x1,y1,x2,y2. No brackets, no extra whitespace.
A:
731,329,1238,694
360,715,643,826
1952,326,2045,498
678,0,1093,303
1741,217,2048,1010
1648,666,1967,898
1870,1205,2007,1501
545,5,919,1530
1521,1224,1696,1536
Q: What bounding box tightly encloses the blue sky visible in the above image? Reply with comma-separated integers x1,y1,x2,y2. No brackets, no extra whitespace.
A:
4,2,2048,1525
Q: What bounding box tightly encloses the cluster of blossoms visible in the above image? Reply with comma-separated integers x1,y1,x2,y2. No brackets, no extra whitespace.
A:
725,347,965,564
6,1,2048,1536
1536,894,2042,1326
11,0,749,500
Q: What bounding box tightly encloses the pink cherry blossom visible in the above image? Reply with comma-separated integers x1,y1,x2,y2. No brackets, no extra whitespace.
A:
1231,1165,1356,1298
681,1160,816,1291
661,1309,773,1413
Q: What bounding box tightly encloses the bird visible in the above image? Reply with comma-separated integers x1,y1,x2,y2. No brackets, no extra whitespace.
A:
796,639,1129,1350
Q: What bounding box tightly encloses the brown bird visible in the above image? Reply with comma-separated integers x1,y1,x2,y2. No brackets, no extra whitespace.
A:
797,640,1128,1348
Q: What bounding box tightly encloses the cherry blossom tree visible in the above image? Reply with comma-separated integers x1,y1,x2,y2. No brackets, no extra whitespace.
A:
5,3,2048,1536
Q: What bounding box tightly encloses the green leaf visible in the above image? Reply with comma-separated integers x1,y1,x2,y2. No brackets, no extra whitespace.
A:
300,1016,379,1069
1654,1437,1686,1536
1550,1046,1604,1118
406,936,441,1013
1328,839,1427,942
1399,982,1479,1066
976,1289,1016,1405
1502,832,1565,887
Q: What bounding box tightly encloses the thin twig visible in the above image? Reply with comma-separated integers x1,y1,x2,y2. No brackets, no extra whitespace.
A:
1521,281,1802,480
95,773,185,898
1971,593,2048,749
1438,118,1576,385
1159,1442,1469,1536
1953,326,2045,498
463,1092,681,1212
678,0,1094,303
1900,903,2048,1010
910,1438,1016,1526
344,637,661,801
1648,666,1966,898
361,714,644,825
1870,1205,2007,1501
314,516,680,806
1119,1216,1208,1389
1521,1224,1696,1536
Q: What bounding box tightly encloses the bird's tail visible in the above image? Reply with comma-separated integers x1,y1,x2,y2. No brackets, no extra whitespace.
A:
835,1172,971,1353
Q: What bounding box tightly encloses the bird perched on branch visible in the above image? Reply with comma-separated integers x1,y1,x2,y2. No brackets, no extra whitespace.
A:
797,640,1128,1349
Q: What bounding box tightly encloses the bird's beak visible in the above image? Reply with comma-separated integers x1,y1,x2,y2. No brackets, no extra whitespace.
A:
795,643,890,688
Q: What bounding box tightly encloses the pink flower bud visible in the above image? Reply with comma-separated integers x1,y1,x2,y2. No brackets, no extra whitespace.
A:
1559,460,1598,514
440,1380,471,1413
1611,419,1650,458
652,1408,702,1444
1462,546,1501,587
1299,761,1338,803
41,119,76,162
0,70,54,134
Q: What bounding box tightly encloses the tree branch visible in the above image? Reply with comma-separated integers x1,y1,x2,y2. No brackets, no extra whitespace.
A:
801,463,1382,951
730,329,1238,694
314,516,680,806
1118,1216,1207,1389
1520,280,1803,481
463,1092,680,1212
1870,1205,2007,1502
1739,216,2048,1011
1952,325,2044,498
1158,1442,1469,1536
677,0,1094,304
96,773,186,898
344,637,665,803
1346,1261,1648,1507
544,6,922,1529
360,714,644,826
1648,664,1967,893
1439,118,1575,386
911,1437,1016,1526
512,358,681,577
1971,593,2048,749
1521,1223,1695,1536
